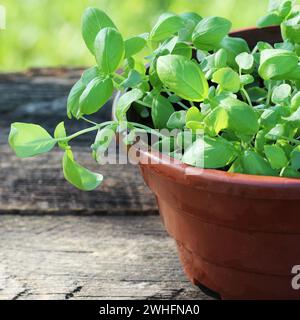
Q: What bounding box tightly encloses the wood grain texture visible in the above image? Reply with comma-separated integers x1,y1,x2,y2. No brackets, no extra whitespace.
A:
0,215,211,300
0,69,157,215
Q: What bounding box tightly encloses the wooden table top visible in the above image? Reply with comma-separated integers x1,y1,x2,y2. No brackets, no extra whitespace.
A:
0,68,210,300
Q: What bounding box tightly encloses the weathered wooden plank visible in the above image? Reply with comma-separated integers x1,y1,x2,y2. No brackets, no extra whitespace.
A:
0,215,211,300
0,69,157,214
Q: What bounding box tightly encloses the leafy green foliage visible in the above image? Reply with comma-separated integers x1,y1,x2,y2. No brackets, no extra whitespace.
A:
8,2,300,191
9,123,56,158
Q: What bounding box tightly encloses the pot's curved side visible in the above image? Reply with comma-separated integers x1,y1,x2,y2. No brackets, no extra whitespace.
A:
139,158,300,299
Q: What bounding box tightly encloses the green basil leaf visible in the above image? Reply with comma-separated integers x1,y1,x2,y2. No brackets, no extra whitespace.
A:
82,7,117,54
182,135,237,169
204,107,228,136
282,107,300,127
257,12,283,28
81,66,99,85
9,123,56,158
281,15,300,43
186,106,204,123
167,111,186,129
192,16,232,51
150,13,184,42
151,95,175,129
79,76,113,116
91,125,117,162
220,36,250,68
281,167,300,178
271,84,291,104
124,35,147,58
157,55,209,101
212,67,241,93
63,149,103,191
121,70,143,89
116,88,144,121
264,144,288,169
258,49,298,80
152,137,175,154
291,92,300,111
214,48,228,68
94,27,124,74
67,80,86,119
248,87,267,103
220,97,259,136
186,121,204,133
235,52,254,71
290,145,300,170
241,150,277,176
172,42,192,59
278,0,293,18
54,122,68,150
179,12,202,42
265,124,286,140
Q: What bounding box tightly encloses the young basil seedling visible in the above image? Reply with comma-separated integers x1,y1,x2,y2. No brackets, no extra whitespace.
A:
8,0,300,190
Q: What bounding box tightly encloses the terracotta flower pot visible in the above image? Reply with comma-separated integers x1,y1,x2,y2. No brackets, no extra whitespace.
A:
113,26,300,299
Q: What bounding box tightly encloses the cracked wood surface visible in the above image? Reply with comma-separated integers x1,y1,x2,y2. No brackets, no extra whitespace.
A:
0,215,210,300
0,69,210,300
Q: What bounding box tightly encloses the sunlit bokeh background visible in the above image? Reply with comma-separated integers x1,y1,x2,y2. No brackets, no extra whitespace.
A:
0,0,290,71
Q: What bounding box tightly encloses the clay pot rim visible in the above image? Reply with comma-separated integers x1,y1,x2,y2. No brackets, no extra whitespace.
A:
113,26,300,190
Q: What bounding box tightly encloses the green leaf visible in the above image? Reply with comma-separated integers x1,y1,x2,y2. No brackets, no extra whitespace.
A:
182,136,237,169
172,42,192,59
214,49,227,68
235,52,254,71
265,124,286,140
257,12,283,28
186,107,203,123
212,68,240,93
81,66,99,85
229,157,244,173
281,167,300,178
67,80,86,119
220,36,250,68
94,27,124,74
186,121,204,133
204,107,228,136
281,15,300,44
150,13,184,42
241,150,277,176
255,130,267,154
291,92,300,111
240,75,254,86
264,144,288,169
116,88,144,121
220,97,259,136
9,123,56,158
278,0,292,18
176,130,196,149
258,49,298,80
157,55,209,101
271,84,291,104
54,122,68,150
121,70,143,89
151,95,175,129
179,12,202,42
248,87,267,103
282,107,300,127
91,125,117,162
152,137,175,154
167,111,186,129
79,76,113,116
192,16,232,51
124,35,147,58
82,8,117,54
63,149,103,191
260,106,288,129
290,145,300,170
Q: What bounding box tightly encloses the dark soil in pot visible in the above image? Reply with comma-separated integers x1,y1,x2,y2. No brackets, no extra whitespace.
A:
114,26,300,300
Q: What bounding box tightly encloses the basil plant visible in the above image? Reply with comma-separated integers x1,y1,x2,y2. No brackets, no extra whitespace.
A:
8,0,300,190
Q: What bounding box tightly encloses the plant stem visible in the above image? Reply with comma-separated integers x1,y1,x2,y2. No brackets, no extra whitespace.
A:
114,72,126,81
241,87,253,107
266,81,272,106
56,121,115,142
164,90,189,110
128,122,166,138
82,116,98,125
136,100,152,108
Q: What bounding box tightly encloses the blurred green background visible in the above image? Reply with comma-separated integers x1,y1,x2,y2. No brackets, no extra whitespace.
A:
0,0,280,71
